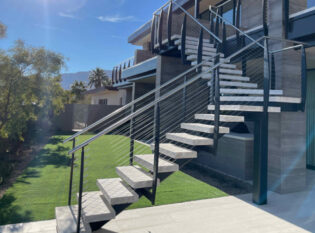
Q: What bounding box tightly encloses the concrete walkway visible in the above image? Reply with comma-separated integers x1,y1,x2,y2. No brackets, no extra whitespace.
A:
1,191,315,233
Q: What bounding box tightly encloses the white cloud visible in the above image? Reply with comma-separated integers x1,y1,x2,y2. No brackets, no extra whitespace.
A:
97,15,136,23
59,12,77,19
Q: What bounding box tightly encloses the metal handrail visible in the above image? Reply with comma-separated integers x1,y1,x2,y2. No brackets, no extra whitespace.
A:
216,0,233,8
63,52,222,144
208,7,264,49
69,36,266,154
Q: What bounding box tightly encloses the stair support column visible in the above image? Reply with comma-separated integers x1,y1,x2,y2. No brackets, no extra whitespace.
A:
77,147,85,233
129,83,136,165
68,138,76,206
152,102,160,205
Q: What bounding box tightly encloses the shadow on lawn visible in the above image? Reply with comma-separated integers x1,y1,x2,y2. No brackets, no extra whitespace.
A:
0,194,32,225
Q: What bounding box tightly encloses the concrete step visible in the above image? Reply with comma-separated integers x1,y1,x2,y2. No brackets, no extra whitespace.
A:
202,73,250,82
183,49,225,57
166,133,213,146
202,66,242,75
219,81,258,88
219,96,302,103
55,205,91,233
187,54,225,62
208,104,281,113
116,166,155,189
77,191,115,223
97,178,138,206
178,44,217,53
195,114,245,122
220,89,283,95
192,61,237,69
153,143,197,159
181,123,230,134
134,154,179,173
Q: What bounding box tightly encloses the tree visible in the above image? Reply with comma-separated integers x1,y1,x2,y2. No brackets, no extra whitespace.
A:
71,80,87,102
88,68,111,88
0,22,6,38
0,40,66,153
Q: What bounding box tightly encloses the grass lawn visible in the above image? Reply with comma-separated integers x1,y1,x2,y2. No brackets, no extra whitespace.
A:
0,135,227,225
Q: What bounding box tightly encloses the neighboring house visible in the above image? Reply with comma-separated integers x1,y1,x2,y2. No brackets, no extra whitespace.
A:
57,1,315,232
83,86,129,106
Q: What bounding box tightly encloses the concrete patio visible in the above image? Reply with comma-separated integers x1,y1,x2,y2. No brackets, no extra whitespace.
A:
1,189,315,233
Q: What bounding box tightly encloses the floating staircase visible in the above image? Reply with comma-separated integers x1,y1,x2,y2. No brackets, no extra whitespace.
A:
56,32,303,233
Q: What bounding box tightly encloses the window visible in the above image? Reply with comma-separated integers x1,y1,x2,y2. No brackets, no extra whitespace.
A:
99,99,108,105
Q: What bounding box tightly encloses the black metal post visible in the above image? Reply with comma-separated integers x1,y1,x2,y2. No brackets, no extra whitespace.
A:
236,0,241,46
197,28,204,73
77,147,85,233
215,10,220,48
181,15,187,64
209,9,214,44
152,102,160,205
151,15,156,52
182,75,187,121
263,0,269,36
301,46,307,112
158,10,164,49
213,51,221,155
222,22,227,56
129,83,136,165
68,138,76,206
283,0,289,39
233,0,236,25
111,68,115,84
241,36,247,77
119,65,122,82
253,38,270,205
167,1,173,46
115,67,118,84
271,53,275,89
194,0,200,19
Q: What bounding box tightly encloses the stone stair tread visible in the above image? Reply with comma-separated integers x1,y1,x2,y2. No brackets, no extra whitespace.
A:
96,178,138,205
181,123,230,134
203,73,250,82
166,132,213,146
219,81,257,88
220,88,283,95
187,54,225,62
55,205,91,233
208,105,281,112
153,143,197,159
134,154,179,173
116,166,155,189
195,114,245,122
192,61,237,69
184,49,225,57
220,96,302,103
178,45,217,53
77,191,115,223
202,67,242,75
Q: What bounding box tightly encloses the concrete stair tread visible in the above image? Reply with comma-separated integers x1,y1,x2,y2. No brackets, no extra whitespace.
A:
134,154,179,173
183,49,224,57
195,114,245,122
219,81,258,88
203,73,250,82
153,143,197,159
77,191,115,223
175,39,215,48
55,205,91,233
202,66,242,75
116,166,155,189
192,61,237,69
96,178,138,205
208,105,281,112
220,89,283,95
187,54,225,62
220,96,302,103
178,45,217,53
181,123,230,134
166,132,213,146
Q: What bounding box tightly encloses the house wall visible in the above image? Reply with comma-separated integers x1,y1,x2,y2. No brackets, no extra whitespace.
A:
90,90,127,105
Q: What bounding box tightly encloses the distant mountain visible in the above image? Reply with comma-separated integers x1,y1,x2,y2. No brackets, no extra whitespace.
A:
61,70,112,90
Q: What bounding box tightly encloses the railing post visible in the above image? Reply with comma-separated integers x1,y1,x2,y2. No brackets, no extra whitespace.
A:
181,15,187,64
213,51,221,155
209,8,214,44
300,45,307,112
197,28,203,73
233,0,236,25
271,53,275,89
222,22,226,56
119,65,122,83
253,38,269,205
115,67,118,84
77,147,85,233
68,138,76,206
129,83,136,165
111,68,115,84
215,9,220,48
182,75,187,121
236,0,241,46
167,1,173,46
263,0,269,36
241,36,247,77
283,0,289,39
158,10,164,49
151,15,156,52
152,102,160,205
194,0,200,19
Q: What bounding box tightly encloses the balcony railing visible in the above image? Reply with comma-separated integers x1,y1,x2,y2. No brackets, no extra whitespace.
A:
112,57,135,85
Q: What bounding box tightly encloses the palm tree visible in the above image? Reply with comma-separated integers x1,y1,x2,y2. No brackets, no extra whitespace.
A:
71,80,87,101
88,68,111,88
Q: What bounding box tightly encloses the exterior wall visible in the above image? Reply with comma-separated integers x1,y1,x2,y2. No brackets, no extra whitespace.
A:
196,133,254,180
89,90,127,105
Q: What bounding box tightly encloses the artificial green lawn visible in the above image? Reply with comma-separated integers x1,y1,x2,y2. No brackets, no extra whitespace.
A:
0,135,227,225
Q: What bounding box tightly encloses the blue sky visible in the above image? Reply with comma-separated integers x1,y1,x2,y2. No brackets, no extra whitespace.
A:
0,0,168,73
